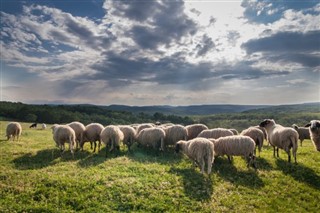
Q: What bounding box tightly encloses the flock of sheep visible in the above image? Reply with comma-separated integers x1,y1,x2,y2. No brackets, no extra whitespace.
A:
5,119,320,174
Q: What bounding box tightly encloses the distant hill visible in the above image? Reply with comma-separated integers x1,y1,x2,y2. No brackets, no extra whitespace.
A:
105,103,319,115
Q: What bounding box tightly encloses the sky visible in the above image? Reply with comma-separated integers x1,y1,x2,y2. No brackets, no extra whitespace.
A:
1,0,319,106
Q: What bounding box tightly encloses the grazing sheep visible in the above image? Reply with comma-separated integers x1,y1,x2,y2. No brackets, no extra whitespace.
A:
175,137,215,174
6,122,22,141
118,125,136,152
198,128,233,139
254,125,268,145
68,121,86,150
136,123,154,134
41,123,47,130
185,124,208,140
164,125,188,148
259,119,299,163
209,135,256,168
229,129,239,135
81,123,104,152
29,123,37,128
240,127,264,157
100,125,124,157
305,120,320,151
52,125,76,156
292,124,311,146
136,127,166,152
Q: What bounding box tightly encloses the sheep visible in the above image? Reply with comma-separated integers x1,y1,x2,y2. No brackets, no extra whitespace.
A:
100,125,124,157
259,119,299,163
6,122,22,141
175,137,215,174
240,127,264,157
292,124,311,146
254,125,268,145
163,125,188,148
81,123,104,152
136,123,154,134
29,123,37,128
52,124,76,156
209,135,256,168
68,121,85,150
197,128,233,139
136,127,166,152
185,124,208,140
305,120,320,151
118,125,136,152
229,129,239,135
41,123,47,130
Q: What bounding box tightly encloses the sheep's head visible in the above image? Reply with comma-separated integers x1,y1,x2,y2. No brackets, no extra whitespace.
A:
259,119,275,128
305,120,320,151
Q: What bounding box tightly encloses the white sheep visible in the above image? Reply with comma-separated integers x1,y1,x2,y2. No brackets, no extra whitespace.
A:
254,125,268,145
52,124,76,156
100,125,124,157
68,121,86,150
292,124,311,147
163,125,188,148
229,129,239,135
136,123,154,134
175,137,215,174
259,119,299,163
136,127,166,152
240,127,264,157
6,122,22,141
209,135,256,168
41,123,47,130
118,125,136,152
185,124,208,140
197,128,233,139
305,120,320,151
81,123,104,152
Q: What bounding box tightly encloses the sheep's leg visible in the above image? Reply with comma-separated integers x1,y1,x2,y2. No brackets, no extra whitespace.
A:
300,139,303,147
200,158,205,174
93,141,97,153
90,141,93,150
227,155,232,163
276,148,279,157
207,157,212,174
105,146,108,158
287,152,291,163
273,146,276,157
98,140,101,151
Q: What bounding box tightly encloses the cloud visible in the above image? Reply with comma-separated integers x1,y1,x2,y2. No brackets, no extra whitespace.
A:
242,30,320,68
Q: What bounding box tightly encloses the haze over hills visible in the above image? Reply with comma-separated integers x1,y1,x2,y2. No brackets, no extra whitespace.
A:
104,102,320,115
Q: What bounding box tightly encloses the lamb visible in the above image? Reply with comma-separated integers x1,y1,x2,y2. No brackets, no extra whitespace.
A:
209,135,256,168
185,124,208,140
52,124,76,156
197,128,233,139
305,120,320,151
6,122,22,141
100,125,124,157
81,123,104,152
259,119,299,163
240,127,264,156
118,125,136,152
68,121,86,150
292,124,311,146
175,137,215,174
163,125,188,148
136,127,166,152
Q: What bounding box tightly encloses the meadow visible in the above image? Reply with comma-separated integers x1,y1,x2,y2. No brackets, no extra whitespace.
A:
1,121,320,212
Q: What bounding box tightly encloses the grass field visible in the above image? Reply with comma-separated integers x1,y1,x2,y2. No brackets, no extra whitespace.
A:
1,121,320,212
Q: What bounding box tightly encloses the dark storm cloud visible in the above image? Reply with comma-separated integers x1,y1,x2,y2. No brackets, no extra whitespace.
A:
89,52,290,91
242,30,320,67
109,0,198,49
195,35,215,57
241,0,319,24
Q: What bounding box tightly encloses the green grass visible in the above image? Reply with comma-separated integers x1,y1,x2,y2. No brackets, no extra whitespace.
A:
1,121,320,212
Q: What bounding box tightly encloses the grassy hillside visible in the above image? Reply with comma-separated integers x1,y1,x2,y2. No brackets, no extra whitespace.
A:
1,121,320,212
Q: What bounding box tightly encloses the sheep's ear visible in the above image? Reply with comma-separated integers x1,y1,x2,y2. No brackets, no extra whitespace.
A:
305,123,311,127
175,144,180,153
